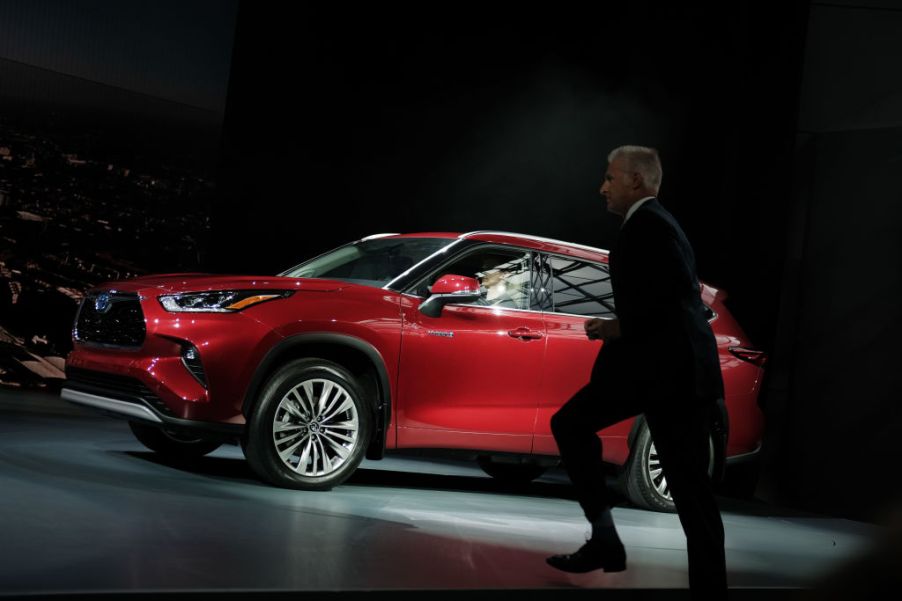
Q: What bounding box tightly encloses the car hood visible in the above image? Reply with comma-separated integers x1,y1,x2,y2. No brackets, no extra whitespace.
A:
95,274,348,294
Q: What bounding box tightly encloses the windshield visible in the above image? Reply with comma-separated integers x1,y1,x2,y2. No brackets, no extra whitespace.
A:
279,237,455,287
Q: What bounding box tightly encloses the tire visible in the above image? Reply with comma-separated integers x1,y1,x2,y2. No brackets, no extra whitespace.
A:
477,455,548,485
243,358,372,491
128,421,222,458
623,421,716,513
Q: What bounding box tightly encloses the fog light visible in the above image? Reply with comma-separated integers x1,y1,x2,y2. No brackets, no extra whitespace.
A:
181,343,207,388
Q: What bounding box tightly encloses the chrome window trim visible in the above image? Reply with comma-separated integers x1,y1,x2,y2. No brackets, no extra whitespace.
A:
447,304,541,316
545,310,608,320
403,286,546,319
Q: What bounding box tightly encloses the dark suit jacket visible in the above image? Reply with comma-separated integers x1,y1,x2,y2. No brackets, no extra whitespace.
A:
592,198,724,405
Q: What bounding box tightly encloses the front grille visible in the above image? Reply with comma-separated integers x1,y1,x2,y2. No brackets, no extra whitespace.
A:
75,293,146,347
65,366,174,417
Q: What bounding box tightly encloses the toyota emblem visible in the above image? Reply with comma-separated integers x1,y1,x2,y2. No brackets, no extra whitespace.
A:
94,293,112,314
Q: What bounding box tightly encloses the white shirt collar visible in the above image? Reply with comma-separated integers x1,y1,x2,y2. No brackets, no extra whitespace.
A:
623,196,656,226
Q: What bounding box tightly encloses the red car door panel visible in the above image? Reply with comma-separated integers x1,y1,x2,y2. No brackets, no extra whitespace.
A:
397,298,545,453
534,312,633,464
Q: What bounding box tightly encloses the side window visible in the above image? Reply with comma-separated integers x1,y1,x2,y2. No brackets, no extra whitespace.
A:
548,256,616,317
531,253,554,311
415,247,532,310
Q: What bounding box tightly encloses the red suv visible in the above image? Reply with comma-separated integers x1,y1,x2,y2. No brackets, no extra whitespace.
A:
62,231,766,512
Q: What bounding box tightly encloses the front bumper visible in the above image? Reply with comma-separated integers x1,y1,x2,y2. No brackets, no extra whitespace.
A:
64,287,281,427
61,367,244,435
62,388,165,424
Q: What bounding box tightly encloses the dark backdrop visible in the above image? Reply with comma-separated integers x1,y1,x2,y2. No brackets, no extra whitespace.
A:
214,2,808,349
214,1,902,521
760,1,902,523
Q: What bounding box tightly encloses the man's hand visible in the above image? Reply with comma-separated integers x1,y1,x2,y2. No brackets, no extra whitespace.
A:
585,317,621,341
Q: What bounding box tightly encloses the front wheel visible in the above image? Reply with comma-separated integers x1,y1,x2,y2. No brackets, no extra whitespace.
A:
243,359,372,491
128,421,222,458
622,422,716,513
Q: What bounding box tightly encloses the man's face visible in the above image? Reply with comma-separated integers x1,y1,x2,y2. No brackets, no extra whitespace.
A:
600,158,639,217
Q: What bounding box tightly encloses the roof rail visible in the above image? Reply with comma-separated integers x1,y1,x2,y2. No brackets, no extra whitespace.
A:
360,233,401,241
459,230,609,254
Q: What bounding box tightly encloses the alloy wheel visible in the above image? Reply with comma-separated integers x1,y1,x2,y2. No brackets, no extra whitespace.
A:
647,436,715,502
271,378,360,477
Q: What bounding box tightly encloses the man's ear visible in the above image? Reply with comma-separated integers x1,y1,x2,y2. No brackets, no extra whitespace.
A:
630,171,644,190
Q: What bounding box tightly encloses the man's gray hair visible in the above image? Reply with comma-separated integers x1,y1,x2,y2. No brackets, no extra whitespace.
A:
608,145,663,193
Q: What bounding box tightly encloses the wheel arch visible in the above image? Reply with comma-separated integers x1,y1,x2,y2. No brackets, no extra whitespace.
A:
242,333,392,460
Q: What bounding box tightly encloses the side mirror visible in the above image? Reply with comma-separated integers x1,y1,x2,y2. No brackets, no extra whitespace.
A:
419,274,483,318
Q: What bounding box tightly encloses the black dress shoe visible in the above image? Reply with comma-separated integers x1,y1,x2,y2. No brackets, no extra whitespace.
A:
546,539,627,573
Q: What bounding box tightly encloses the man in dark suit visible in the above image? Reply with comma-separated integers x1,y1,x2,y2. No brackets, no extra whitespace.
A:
546,145,726,597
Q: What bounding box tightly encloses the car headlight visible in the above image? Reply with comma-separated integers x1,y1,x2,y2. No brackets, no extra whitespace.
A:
158,290,293,313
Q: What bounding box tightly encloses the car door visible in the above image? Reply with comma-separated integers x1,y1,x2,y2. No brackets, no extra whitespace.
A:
534,253,634,464
396,246,545,453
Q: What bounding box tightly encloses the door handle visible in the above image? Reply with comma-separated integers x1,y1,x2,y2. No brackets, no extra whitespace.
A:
508,327,544,340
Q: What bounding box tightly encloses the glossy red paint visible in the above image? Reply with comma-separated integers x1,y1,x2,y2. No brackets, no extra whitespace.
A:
430,274,480,294
534,311,634,464
397,301,545,453
64,231,765,475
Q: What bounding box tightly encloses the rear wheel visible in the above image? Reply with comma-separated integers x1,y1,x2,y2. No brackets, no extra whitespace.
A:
243,359,372,491
623,422,716,513
128,421,222,458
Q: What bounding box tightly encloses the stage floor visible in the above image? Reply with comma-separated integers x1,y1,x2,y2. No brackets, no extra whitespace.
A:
0,389,878,600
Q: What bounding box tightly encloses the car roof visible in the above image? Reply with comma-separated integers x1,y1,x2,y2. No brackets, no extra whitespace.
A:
366,231,610,264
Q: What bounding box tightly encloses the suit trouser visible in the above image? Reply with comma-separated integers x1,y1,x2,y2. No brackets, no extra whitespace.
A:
550,381,727,594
